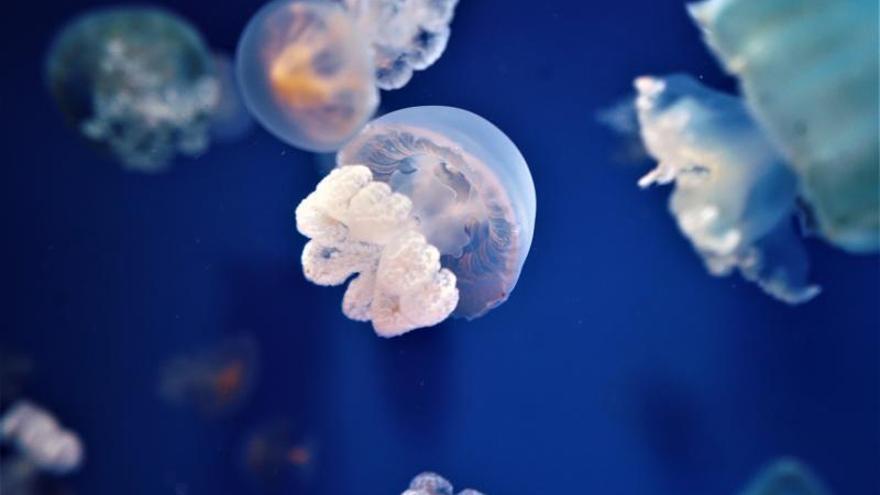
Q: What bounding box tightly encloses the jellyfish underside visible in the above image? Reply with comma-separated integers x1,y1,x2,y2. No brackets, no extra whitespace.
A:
46,7,219,171
634,74,819,304
296,106,535,336
236,0,378,152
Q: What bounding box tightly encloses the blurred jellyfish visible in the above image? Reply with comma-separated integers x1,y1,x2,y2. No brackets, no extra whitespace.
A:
688,0,879,253
242,420,315,489
402,472,485,495
46,7,222,171
740,458,831,495
634,74,819,303
209,53,255,143
0,401,84,476
340,0,460,90
295,106,536,336
158,335,259,416
236,0,379,152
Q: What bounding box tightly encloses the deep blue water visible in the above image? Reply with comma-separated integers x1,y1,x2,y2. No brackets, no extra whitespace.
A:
3,1,879,494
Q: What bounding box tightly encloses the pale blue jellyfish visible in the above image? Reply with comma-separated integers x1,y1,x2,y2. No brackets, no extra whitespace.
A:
403,472,485,495
740,458,831,495
634,74,819,304
236,0,379,152
236,0,459,152
689,0,879,253
295,106,536,336
46,7,221,171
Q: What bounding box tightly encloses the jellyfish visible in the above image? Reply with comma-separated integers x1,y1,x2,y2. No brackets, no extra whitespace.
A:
236,0,459,152
209,53,256,143
0,401,84,475
740,458,831,495
688,0,879,253
340,0,460,90
158,335,259,416
236,0,379,152
295,106,536,336
403,472,485,495
634,74,819,304
46,7,222,171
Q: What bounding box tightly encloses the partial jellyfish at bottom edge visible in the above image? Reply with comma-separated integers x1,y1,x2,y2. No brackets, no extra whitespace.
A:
610,0,879,303
46,7,253,172
294,106,536,337
741,458,831,495
402,472,485,495
1,400,84,495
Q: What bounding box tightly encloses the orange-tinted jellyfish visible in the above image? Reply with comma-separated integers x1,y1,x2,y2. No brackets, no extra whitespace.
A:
158,335,259,416
236,0,378,152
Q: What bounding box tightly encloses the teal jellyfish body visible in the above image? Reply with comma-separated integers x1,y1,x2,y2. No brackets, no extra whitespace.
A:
46,8,219,171
689,0,880,252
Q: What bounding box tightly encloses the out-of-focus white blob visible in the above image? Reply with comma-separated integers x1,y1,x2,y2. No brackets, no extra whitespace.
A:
402,472,485,495
210,54,256,143
295,165,459,336
635,74,820,304
342,0,460,90
338,106,536,319
687,0,880,253
0,401,84,475
158,335,259,416
46,7,221,172
236,0,379,152
741,458,831,495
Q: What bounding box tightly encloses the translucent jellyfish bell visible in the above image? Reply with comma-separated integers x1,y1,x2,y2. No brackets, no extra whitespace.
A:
46,7,220,171
295,106,536,336
236,0,379,152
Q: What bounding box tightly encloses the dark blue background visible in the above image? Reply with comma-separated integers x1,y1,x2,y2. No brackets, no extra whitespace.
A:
3,1,878,494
